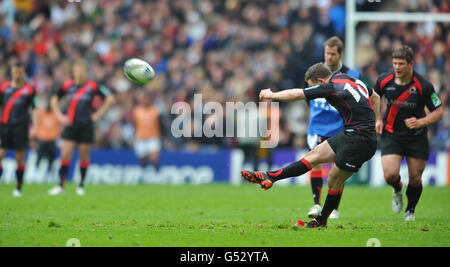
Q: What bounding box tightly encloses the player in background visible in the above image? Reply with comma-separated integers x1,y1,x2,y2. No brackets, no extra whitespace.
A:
0,61,38,197
375,46,443,221
48,59,116,196
30,94,61,180
132,92,161,173
305,36,361,219
241,63,381,228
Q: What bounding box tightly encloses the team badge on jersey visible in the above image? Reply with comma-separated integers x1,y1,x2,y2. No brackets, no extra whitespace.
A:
408,87,417,94
431,92,441,107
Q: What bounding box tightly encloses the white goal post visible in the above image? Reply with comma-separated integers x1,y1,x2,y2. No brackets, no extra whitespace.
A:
345,0,450,69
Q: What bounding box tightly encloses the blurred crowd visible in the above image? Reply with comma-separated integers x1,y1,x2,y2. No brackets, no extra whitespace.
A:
0,0,448,151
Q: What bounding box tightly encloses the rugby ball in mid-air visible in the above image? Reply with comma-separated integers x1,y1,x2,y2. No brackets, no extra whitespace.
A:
123,58,155,85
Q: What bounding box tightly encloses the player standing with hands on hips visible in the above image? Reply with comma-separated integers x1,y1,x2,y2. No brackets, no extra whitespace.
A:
375,46,443,221
48,59,116,196
241,63,381,228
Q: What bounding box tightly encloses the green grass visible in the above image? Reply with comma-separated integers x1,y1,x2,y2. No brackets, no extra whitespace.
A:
0,184,449,247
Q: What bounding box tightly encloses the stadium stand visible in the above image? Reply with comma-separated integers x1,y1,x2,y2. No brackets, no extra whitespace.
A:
0,0,448,151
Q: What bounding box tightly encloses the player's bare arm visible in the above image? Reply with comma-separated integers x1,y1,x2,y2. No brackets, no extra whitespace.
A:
50,95,70,126
404,106,443,129
370,91,383,134
376,95,387,135
91,94,116,122
30,109,39,139
259,88,306,102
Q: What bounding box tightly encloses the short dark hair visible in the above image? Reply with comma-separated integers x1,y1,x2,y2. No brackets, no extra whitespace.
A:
305,63,332,83
325,36,344,55
392,45,414,63
12,60,25,68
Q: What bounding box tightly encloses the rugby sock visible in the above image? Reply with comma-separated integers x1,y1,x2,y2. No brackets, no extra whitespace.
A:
385,175,403,193
310,170,323,205
139,158,147,168
315,188,343,225
153,161,160,171
16,165,25,191
405,182,423,213
59,160,70,187
267,158,312,182
140,158,160,171
79,161,90,188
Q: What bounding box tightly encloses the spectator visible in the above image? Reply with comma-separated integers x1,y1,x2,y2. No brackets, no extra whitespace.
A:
0,0,447,151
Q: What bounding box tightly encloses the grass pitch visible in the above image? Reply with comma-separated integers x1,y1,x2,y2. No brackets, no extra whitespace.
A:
0,184,449,247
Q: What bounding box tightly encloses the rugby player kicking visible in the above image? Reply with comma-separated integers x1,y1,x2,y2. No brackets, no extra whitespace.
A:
304,36,361,220
241,63,381,228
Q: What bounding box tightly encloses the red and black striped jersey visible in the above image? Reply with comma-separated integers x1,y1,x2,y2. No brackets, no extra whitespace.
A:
56,80,111,124
375,71,441,137
303,73,376,140
0,81,37,125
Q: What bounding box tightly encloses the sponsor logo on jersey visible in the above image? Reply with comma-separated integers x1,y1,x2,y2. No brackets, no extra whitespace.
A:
386,98,417,109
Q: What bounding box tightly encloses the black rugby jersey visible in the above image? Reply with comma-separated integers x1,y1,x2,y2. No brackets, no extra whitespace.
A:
375,71,441,137
56,80,111,124
0,81,37,125
303,73,376,140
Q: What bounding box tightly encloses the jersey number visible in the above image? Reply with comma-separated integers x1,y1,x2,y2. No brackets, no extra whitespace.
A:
344,80,369,103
